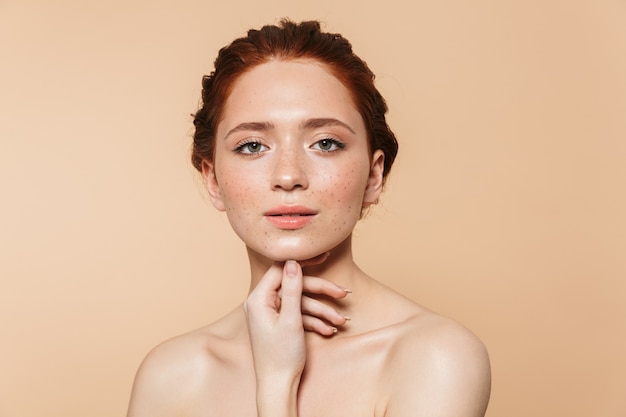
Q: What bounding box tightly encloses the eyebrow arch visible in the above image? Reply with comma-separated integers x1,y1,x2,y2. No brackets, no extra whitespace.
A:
224,121,275,140
301,118,356,134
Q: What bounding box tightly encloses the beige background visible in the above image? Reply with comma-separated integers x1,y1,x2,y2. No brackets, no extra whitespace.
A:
1,1,625,416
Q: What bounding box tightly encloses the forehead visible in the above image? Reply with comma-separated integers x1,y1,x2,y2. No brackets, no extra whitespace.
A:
218,59,364,135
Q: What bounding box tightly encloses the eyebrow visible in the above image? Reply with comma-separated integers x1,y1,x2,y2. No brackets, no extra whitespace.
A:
300,118,356,134
224,121,275,140
223,118,356,140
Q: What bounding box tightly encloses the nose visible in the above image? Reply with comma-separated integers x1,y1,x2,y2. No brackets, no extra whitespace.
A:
271,146,309,191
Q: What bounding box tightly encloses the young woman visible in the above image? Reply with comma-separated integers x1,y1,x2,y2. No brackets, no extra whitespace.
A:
127,20,491,417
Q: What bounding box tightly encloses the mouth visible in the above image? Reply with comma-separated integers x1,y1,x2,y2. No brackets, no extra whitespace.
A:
268,213,314,217
264,206,317,229
264,205,317,217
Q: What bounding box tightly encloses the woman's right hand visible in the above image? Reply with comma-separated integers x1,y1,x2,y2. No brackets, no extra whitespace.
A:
243,259,351,417
244,258,350,373
279,252,352,336
243,261,307,417
244,261,308,383
298,263,351,336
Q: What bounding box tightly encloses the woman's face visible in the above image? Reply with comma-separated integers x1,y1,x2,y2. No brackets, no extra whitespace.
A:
203,59,384,262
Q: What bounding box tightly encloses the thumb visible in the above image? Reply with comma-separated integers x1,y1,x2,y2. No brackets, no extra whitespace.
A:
279,260,303,318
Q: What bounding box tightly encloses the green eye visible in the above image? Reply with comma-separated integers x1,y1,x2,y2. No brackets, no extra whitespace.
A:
235,141,267,154
318,139,333,151
245,143,261,152
313,138,345,152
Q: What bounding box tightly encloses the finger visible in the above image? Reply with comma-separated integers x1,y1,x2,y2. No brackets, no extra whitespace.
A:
278,260,303,319
302,315,338,336
301,296,349,326
277,277,348,299
245,262,283,313
253,262,284,293
302,276,351,299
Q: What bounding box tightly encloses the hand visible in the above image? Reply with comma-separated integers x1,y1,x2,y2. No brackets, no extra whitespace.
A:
244,260,307,380
299,255,351,336
244,258,351,378
244,259,351,417
274,253,351,336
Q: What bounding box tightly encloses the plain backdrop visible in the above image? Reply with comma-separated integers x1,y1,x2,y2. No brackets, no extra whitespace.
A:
1,1,625,416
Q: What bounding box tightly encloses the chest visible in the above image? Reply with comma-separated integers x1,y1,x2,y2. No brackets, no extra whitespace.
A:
298,350,388,417
203,339,391,417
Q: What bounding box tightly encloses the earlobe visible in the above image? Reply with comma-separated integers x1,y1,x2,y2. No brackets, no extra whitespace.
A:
362,150,385,207
201,160,226,211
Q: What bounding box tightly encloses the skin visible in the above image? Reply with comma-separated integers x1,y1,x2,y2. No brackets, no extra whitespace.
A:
127,59,491,417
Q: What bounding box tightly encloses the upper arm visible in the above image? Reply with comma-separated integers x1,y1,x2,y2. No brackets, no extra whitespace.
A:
386,320,491,417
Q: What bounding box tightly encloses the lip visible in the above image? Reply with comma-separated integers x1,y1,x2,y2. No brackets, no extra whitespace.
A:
264,205,317,230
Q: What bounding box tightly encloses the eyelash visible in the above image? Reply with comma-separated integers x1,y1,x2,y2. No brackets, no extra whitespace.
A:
233,140,267,155
233,137,346,155
311,137,346,152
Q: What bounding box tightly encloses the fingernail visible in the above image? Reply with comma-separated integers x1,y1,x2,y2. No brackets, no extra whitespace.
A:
331,327,338,334
285,260,298,277
337,285,352,294
344,316,351,321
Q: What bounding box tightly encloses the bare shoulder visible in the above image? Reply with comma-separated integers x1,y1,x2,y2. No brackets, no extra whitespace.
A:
395,309,490,367
385,308,491,417
126,308,248,417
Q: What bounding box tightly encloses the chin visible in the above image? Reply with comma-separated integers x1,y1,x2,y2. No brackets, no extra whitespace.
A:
263,248,326,263
251,240,335,263
243,231,353,264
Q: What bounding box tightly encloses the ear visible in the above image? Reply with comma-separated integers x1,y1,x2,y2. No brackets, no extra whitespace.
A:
201,160,226,211
362,149,385,207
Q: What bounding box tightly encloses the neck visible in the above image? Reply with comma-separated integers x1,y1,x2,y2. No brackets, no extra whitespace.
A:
246,236,362,293
245,236,378,338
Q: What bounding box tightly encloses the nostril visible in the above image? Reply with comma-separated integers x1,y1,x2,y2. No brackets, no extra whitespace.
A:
271,152,309,191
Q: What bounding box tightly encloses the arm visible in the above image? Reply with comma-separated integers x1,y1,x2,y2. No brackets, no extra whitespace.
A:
244,261,305,417
244,260,349,417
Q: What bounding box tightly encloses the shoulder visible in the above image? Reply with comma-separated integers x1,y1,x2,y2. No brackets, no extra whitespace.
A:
127,311,248,417
396,311,489,364
385,311,491,417
126,329,215,417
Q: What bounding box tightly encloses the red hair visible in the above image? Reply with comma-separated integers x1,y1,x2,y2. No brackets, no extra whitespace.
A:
192,19,398,182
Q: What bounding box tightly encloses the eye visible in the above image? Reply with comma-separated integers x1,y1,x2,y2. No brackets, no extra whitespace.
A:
234,140,268,155
312,138,345,152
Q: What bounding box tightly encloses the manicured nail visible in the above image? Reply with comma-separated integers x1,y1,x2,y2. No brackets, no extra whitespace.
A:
344,316,351,321
337,285,352,294
332,327,338,334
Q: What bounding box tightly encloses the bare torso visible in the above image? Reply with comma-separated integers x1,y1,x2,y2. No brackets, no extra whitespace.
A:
128,276,490,417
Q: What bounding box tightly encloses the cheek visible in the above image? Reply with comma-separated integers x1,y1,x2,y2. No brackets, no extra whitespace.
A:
320,161,370,213
219,174,260,242
218,170,260,217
